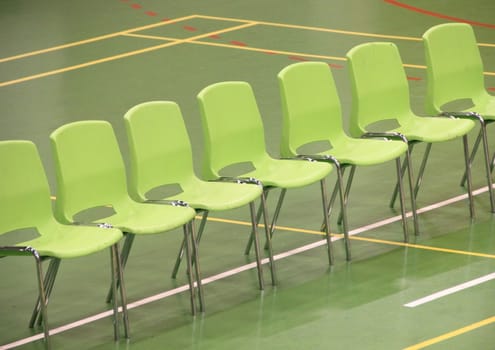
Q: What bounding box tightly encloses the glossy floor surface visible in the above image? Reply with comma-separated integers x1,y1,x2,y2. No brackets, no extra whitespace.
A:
1,1,495,349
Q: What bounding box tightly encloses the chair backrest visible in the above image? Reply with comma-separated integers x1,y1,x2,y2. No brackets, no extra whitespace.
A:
197,81,269,180
50,120,128,223
423,23,489,114
346,42,413,137
278,61,345,157
124,101,195,201
0,140,56,234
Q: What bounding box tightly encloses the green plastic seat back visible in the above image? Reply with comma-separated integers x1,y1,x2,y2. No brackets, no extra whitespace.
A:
197,81,269,180
0,140,55,234
423,23,489,114
124,101,195,201
346,42,413,137
50,121,128,223
278,61,346,157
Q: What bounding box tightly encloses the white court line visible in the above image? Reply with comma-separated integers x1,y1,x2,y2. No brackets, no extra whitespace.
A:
404,272,495,308
1,185,492,349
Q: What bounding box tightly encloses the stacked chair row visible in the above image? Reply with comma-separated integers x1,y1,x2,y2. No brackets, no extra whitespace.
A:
2,22,495,349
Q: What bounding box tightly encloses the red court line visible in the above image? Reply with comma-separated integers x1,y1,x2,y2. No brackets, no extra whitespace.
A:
384,0,495,29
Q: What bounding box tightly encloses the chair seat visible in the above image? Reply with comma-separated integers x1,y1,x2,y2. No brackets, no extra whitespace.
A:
240,158,332,189
18,223,123,259
102,201,197,235
325,137,408,166
168,179,263,211
393,115,475,143
464,98,495,120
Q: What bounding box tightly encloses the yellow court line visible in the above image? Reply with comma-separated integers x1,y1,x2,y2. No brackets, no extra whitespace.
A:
403,315,495,350
3,12,495,66
0,15,196,64
123,32,346,61
2,14,495,87
123,32,495,77
196,13,495,48
0,22,257,88
203,216,495,259
197,14,423,42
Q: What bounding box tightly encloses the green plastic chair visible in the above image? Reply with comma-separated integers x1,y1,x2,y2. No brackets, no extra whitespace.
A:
0,140,129,349
123,101,276,289
197,81,335,265
346,42,477,217
423,22,495,212
49,120,203,315
278,61,418,256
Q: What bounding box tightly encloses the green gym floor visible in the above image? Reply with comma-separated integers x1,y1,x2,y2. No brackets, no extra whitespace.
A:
2,0,495,349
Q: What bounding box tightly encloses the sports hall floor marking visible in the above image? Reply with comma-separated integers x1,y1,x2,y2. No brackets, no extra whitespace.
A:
3,184,495,349
404,272,495,308
2,14,495,88
403,315,495,350
2,12,495,349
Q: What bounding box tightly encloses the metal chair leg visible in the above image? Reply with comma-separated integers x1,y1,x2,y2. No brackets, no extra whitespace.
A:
404,149,419,236
320,177,335,265
30,258,60,328
460,118,495,213
246,188,286,254
395,157,409,242
113,243,130,339
182,223,197,316
172,211,208,278
390,143,415,207
462,135,475,218
320,167,347,232
33,253,51,349
337,165,356,227
259,192,277,286
460,127,482,187
334,165,350,261
188,220,205,313
478,122,494,212
244,189,271,255
249,201,265,290
391,142,431,208
110,245,121,340
106,233,135,303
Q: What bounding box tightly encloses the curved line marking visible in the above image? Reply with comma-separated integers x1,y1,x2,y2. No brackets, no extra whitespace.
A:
384,0,495,29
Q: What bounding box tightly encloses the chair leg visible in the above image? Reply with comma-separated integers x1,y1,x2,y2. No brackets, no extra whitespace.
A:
188,220,205,313
395,158,409,242
391,142,431,208
30,258,60,328
182,223,197,316
244,189,270,255
33,253,51,349
259,192,277,286
172,211,208,279
320,177,335,265
390,143,415,207
460,128,482,185
467,123,495,212
333,165,350,261
404,148,420,236
337,165,356,227
110,244,129,341
264,189,286,249
249,201,265,290
245,188,287,254
106,234,135,303
460,119,495,213
462,135,475,218
321,167,346,232
413,143,432,200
